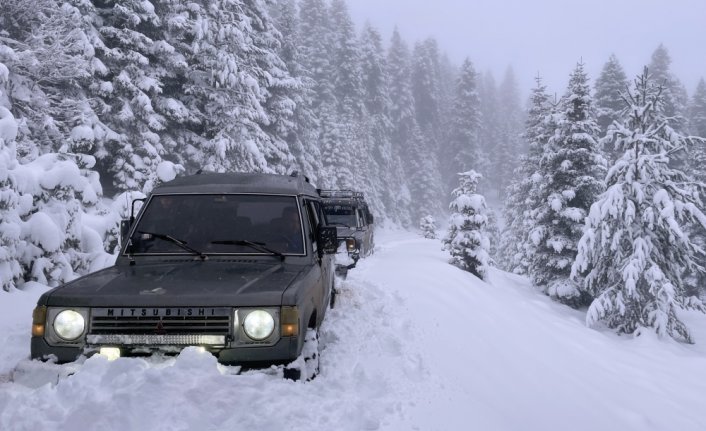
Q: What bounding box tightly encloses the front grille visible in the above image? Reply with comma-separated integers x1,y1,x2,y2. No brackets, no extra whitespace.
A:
89,307,231,336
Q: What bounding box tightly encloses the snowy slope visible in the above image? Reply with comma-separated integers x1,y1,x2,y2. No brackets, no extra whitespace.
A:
1,229,706,431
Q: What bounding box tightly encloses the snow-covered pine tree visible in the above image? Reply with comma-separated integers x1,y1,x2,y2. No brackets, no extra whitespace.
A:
169,0,296,176
410,39,445,216
298,0,334,107
648,45,689,132
0,106,22,291
528,62,605,307
412,38,442,140
572,68,706,342
685,78,706,298
419,215,437,239
386,28,416,226
297,0,338,187
494,66,524,197
299,0,359,193
485,208,501,266
407,122,443,222
443,170,490,279
477,71,500,195
240,0,299,175
0,0,102,160
271,0,322,182
443,58,481,194
690,78,706,138
498,76,553,274
360,23,401,222
71,0,176,194
595,54,629,159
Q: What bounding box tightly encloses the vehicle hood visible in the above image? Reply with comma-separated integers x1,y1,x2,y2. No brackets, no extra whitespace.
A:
44,260,304,307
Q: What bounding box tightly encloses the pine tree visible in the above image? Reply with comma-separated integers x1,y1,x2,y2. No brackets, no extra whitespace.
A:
386,28,416,225
499,76,552,274
595,54,628,160
410,39,445,215
494,66,523,197
686,78,706,298
72,0,176,193
485,208,501,265
412,39,442,138
444,58,481,194
360,23,401,221
271,0,322,182
443,170,490,279
649,45,689,131
419,215,437,239
572,68,706,342
529,62,606,307
477,71,500,194
690,78,706,138
328,0,365,191
298,0,334,106
0,0,101,160
404,122,444,222
241,0,299,175
0,106,22,291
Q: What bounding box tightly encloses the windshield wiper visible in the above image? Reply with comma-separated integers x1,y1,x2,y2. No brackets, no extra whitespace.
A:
138,230,208,260
211,239,285,261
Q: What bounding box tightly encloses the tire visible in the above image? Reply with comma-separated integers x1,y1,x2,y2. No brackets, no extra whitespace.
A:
283,328,319,382
330,282,337,309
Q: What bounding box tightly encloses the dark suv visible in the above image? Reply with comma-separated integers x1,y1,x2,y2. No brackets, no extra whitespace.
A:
30,172,338,380
320,190,374,269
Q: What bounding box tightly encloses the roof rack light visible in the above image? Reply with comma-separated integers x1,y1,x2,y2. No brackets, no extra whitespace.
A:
319,189,365,199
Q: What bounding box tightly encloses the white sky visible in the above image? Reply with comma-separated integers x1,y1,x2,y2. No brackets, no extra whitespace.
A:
347,0,706,99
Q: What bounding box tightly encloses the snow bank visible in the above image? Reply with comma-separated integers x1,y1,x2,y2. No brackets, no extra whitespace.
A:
0,230,705,430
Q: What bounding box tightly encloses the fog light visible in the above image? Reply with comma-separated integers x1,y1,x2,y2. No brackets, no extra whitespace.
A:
99,347,121,361
191,346,206,353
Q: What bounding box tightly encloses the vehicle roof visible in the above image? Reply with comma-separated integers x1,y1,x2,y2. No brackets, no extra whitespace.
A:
152,172,320,197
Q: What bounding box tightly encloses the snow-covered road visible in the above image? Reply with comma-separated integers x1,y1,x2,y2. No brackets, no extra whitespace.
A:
1,229,706,430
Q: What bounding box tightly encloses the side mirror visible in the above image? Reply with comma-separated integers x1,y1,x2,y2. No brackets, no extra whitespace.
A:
120,219,132,245
369,213,374,224
318,226,338,254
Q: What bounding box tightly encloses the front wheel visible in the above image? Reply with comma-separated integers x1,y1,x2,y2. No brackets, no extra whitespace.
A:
283,328,319,382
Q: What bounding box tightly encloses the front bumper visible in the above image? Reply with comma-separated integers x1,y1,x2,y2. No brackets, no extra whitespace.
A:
31,335,300,365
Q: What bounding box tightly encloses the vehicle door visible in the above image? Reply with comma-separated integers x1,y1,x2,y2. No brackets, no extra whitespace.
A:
304,198,333,314
357,207,372,256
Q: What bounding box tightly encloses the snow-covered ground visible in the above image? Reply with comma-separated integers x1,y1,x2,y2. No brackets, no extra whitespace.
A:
1,229,706,430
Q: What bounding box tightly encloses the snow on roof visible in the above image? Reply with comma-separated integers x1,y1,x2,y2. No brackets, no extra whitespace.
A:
153,172,319,196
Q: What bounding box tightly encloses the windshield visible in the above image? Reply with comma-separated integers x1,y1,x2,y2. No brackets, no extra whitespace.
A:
128,194,305,255
323,204,358,227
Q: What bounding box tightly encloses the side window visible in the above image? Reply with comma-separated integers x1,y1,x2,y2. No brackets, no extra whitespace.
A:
356,208,364,227
304,200,320,253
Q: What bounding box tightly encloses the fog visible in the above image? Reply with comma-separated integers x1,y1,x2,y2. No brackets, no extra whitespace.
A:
348,0,706,97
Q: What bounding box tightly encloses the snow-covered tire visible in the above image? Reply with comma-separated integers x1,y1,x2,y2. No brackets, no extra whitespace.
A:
283,328,319,382
330,281,338,309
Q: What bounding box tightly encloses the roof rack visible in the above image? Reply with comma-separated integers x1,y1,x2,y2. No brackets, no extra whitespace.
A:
318,189,365,200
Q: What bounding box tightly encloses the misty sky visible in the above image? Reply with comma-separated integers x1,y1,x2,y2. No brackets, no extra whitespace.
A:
347,0,706,99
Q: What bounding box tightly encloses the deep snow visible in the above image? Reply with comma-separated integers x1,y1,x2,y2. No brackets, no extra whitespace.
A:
1,229,705,430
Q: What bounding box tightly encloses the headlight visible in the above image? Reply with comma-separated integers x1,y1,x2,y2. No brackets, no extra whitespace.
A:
242,310,275,341
53,310,86,341
346,238,356,252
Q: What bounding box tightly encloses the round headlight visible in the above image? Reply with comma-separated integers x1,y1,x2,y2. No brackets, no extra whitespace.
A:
53,310,85,341
242,310,275,341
